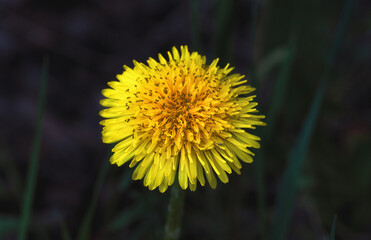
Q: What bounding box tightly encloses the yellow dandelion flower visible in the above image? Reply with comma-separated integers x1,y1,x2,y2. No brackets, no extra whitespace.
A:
99,46,265,192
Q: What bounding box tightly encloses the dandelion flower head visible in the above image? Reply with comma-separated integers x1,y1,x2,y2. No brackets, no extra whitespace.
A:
100,46,265,192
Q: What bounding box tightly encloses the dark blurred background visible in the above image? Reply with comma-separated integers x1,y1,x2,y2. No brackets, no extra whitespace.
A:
0,0,370,239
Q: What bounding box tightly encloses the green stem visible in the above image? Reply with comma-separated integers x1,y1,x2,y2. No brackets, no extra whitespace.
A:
18,56,49,240
164,185,186,240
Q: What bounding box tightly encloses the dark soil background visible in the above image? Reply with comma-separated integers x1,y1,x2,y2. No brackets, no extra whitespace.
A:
0,0,370,240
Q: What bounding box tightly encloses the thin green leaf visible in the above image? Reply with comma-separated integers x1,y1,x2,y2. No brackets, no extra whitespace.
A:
76,149,110,240
330,215,337,240
269,78,326,240
18,56,49,240
269,0,353,239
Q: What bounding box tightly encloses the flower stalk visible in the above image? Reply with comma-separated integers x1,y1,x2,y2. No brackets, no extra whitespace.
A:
164,185,186,240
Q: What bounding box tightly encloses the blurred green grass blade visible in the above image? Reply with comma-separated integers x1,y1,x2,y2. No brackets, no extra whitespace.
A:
269,78,326,240
269,0,352,239
255,41,295,239
118,168,132,192
247,1,269,237
265,41,295,134
18,56,49,240
0,215,19,238
330,215,337,240
254,6,298,238
108,203,146,232
60,220,72,240
190,0,201,51
257,47,288,88
324,0,353,77
213,0,234,64
76,149,110,240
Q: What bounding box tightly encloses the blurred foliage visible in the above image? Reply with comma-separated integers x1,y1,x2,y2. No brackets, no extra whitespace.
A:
0,0,370,240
